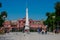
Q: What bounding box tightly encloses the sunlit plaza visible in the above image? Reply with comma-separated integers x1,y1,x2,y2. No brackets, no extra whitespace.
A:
0,0,60,40
0,32,60,40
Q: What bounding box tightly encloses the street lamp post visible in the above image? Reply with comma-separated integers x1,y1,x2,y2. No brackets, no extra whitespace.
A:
56,21,60,33
52,16,55,32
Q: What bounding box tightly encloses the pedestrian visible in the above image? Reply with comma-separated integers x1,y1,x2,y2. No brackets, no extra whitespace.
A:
37,28,39,33
22,26,25,33
54,29,58,34
45,30,47,34
37,27,42,33
45,28,47,34
42,28,45,34
44,25,47,34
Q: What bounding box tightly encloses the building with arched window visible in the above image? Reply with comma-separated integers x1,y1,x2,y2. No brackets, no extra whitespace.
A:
3,18,46,32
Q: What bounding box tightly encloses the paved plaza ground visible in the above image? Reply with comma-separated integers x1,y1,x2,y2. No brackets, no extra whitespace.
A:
0,32,60,40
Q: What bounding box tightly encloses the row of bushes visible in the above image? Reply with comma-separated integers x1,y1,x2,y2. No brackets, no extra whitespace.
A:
11,29,37,32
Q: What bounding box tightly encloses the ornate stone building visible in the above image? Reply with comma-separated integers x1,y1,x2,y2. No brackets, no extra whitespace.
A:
3,18,46,31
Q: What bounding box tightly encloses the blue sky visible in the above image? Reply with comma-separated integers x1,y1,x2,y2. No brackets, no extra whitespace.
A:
0,0,60,20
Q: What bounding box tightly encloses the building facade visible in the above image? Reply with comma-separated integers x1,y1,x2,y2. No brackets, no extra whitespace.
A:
3,18,47,32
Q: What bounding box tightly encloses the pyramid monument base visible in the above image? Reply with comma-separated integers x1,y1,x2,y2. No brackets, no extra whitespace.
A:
24,25,30,33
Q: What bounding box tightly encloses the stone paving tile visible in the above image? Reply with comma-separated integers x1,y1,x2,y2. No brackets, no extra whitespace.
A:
0,32,60,40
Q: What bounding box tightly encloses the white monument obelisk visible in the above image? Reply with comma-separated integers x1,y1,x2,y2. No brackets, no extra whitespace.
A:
24,0,30,33
25,8,29,26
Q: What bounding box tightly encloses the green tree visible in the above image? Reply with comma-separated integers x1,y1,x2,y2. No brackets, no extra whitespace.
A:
0,11,7,27
55,2,60,11
55,2,60,21
55,2,60,31
44,12,56,32
1,11,7,18
45,2,60,32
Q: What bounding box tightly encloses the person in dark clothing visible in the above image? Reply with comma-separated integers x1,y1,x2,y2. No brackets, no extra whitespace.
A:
37,27,42,33
45,28,47,34
22,26,25,33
